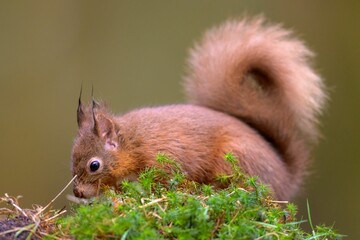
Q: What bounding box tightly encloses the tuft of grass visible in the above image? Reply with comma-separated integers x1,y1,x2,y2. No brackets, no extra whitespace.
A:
48,153,343,239
0,175,76,239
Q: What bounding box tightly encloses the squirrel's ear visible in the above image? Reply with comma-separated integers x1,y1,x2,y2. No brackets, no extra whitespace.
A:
95,114,119,150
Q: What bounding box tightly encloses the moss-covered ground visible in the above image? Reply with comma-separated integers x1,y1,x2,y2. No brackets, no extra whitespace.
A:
1,153,343,239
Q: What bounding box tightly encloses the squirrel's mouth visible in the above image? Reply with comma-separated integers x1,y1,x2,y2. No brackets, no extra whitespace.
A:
73,176,121,199
73,179,102,199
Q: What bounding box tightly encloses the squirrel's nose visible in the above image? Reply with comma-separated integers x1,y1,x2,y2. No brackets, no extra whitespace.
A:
73,187,84,198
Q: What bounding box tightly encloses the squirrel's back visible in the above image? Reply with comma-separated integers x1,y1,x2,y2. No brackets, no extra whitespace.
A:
184,16,327,197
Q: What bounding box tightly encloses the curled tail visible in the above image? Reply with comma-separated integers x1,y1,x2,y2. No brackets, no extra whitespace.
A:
184,17,327,191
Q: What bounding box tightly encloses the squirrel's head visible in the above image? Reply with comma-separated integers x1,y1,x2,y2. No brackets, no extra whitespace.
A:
71,95,121,198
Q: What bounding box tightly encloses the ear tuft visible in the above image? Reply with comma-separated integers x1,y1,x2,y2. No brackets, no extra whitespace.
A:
77,85,84,128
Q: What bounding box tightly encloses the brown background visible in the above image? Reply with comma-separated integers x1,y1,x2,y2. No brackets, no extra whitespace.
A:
0,1,359,238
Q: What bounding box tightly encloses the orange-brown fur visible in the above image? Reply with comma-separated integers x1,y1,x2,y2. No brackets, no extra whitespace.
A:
71,17,326,200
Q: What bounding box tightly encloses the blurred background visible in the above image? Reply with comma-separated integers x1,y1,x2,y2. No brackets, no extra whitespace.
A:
0,1,359,238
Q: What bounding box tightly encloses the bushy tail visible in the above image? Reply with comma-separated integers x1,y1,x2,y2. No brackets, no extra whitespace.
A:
184,17,327,186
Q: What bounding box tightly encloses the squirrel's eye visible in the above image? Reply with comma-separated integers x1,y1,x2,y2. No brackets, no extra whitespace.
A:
89,160,100,172
87,157,103,174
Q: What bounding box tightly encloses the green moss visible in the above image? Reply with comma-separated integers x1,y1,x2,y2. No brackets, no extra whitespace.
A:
49,153,343,239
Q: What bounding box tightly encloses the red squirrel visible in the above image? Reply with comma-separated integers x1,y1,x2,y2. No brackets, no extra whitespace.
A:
71,17,326,200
